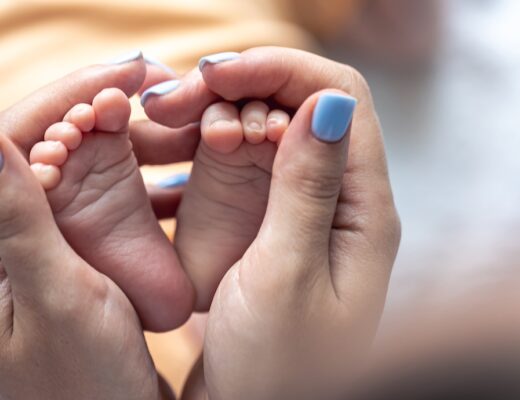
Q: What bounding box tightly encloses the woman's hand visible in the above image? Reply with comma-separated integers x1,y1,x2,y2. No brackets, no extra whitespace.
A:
0,134,164,399
0,56,191,400
142,47,401,400
0,52,201,216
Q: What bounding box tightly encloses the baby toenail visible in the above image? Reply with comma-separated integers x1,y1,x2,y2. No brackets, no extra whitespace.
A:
210,120,234,128
248,122,263,131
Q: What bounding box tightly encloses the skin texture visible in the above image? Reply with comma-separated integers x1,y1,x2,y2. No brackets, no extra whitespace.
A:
141,47,401,400
28,88,194,332
176,100,290,311
0,46,399,398
0,134,163,400
0,57,193,399
0,55,200,212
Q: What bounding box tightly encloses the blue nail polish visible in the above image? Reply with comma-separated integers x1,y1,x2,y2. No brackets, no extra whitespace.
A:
0,150,4,173
106,50,143,65
143,54,175,74
157,173,190,188
140,80,180,106
311,93,357,143
198,52,241,71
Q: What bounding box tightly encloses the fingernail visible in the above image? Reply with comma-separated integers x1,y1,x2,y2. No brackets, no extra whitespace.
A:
140,80,180,106
311,93,357,143
0,149,4,173
143,54,175,74
106,49,143,65
198,52,241,71
157,173,190,188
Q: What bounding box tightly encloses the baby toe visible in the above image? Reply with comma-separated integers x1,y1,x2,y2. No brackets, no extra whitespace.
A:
201,102,243,154
30,163,61,190
44,122,82,150
240,101,269,144
266,109,290,144
29,141,68,166
92,88,131,133
64,103,95,133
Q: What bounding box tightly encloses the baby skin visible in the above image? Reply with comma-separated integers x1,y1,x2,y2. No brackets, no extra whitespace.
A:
175,101,290,310
28,88,193,332
29,88,290,326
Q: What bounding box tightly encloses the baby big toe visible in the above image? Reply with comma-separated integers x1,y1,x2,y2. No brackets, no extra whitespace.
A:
201,102,243,154
266,109,290,143
92,88,131,133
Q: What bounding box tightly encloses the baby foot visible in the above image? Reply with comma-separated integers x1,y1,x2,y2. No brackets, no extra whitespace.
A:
29,88,194,331
175,100,290,310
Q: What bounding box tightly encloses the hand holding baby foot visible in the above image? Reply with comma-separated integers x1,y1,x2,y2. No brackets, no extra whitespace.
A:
29,88,193,332
144,48,400,400
175,100,290,310
0,135,164,400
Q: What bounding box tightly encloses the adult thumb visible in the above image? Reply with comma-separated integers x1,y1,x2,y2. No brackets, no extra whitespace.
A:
257,91,356,264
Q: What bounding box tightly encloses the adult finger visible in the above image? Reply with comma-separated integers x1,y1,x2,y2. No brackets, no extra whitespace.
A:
0,135,91,304
130,120,200,166
199,48,400,277
141,67,219,128
139,55,178,96
141,47,367,127
0,50,146,157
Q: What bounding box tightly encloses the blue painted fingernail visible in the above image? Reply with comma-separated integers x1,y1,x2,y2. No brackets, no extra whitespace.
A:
140,80,180,106
311,93,357,143
143,54,175,74
198,52,241,71
106,49,143,65
157,173,190,188
0,149,4,173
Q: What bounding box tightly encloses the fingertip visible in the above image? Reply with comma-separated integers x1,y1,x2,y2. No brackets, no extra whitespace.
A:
142,69,219,128
198,51,241,72
311,91,357,143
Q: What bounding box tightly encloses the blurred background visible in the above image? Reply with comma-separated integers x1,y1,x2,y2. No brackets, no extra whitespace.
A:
1,0,519,393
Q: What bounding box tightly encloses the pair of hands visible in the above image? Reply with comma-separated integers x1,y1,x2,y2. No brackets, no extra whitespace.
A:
0,47,400,400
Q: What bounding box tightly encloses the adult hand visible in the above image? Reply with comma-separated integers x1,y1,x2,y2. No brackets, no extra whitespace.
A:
0,53,201,399
142,47,401,400
0,133,170,399
0,52,201,216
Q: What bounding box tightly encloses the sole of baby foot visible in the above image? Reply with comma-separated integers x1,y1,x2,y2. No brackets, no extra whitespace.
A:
30,88,194,331
175,101,289,311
